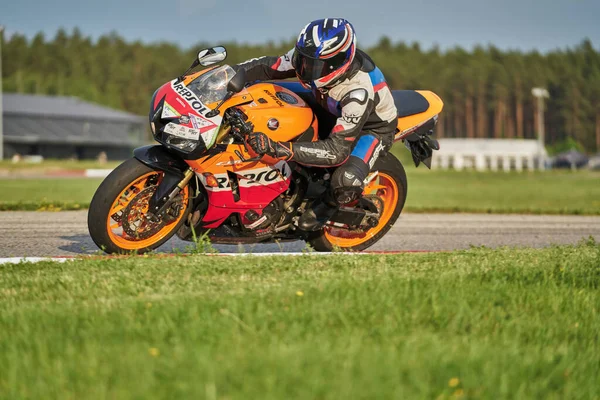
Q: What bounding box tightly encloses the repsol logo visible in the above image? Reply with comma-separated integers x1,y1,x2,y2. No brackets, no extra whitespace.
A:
173,82,208,115
244,168,288,184
263,90,284,107
215,176,228,189
211,167,289,189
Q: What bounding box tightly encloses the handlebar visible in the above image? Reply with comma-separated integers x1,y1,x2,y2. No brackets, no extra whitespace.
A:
227,107,263,162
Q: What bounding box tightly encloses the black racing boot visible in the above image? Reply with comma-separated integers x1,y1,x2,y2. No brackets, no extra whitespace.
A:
297,201,338,232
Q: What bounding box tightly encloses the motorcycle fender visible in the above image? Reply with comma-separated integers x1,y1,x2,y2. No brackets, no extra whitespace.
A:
133,145,189,212
133,145,188,177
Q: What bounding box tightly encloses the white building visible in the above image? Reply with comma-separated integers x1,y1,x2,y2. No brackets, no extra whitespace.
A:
431,138,548,171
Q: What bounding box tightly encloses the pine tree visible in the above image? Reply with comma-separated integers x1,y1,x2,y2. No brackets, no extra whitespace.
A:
2,30,599,152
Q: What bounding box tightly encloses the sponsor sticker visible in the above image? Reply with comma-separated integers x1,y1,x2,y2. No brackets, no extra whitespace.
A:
201,162,291,191
201,129,218,149
162,102,181,118
163,123,200,140
190,114,214,130
179,115,190,124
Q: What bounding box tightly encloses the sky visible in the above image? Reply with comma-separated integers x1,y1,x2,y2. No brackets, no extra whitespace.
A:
1,0,599,52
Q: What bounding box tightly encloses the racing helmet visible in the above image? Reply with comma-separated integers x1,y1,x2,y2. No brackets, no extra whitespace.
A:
292,18,356,90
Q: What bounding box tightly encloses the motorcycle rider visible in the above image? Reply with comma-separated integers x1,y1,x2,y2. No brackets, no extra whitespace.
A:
234,18,398,232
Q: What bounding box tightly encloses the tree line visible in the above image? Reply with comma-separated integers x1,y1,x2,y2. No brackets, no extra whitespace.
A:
2,28,599,153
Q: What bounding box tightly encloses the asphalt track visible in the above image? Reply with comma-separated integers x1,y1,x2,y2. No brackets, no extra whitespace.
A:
1,211,599,257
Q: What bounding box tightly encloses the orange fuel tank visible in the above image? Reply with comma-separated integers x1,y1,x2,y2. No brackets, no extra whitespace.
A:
237,83,317,142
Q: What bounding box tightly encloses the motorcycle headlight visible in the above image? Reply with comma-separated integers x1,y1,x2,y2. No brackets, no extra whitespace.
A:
164,135,199,152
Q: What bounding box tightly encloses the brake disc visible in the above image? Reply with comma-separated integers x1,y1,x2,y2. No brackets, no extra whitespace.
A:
110,174,161,223
121,187,166,240
111,211,123,222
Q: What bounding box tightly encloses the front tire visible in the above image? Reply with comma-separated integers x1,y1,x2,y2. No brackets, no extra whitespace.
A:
88,158,191,254
308,153,407,252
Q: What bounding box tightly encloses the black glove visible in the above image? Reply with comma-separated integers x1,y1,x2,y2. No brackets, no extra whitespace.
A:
245,132,293,160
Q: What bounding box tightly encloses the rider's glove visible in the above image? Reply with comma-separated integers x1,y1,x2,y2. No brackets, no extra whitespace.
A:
245,132,293,160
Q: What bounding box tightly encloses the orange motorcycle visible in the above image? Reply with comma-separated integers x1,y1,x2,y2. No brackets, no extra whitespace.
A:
88,46,443,253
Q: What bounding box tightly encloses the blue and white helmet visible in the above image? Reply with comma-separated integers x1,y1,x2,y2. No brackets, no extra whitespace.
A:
292,18,357,90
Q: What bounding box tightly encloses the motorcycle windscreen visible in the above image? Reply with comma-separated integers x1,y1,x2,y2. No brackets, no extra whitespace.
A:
187,65,236,105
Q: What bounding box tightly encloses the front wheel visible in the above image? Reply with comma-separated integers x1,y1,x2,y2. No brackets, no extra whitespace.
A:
88,158,191,254
308,153,407,252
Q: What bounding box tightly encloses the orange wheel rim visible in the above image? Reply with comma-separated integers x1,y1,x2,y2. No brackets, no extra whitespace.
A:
106,172,189,250
324,172,399,249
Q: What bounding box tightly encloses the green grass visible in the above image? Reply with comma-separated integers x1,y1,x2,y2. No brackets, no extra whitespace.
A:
0,242,599,399
403,168,600,215
0,178,102,210
390,146,600,215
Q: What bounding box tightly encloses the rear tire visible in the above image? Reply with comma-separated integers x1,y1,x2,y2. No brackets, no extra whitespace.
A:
308,153,407,252
88,158,190,254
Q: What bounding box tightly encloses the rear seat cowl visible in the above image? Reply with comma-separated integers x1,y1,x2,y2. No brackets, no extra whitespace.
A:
392,91,430,118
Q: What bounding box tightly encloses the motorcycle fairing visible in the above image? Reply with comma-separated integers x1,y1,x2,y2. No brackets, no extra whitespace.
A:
153,79,223,149
189,145,292,228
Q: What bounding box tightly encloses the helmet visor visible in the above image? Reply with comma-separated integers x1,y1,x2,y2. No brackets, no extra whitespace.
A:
292,49,348,84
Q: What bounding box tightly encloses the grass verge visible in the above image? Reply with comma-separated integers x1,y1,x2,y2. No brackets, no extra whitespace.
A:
0,178,101,211
404,168,600,215
1,241,599,399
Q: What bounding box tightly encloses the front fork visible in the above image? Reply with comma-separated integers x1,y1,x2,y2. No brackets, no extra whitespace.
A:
148,168,195,222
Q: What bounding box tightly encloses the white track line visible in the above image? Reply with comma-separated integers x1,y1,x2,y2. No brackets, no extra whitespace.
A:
0,257,73,265
0,251,428,265
84,169,113,178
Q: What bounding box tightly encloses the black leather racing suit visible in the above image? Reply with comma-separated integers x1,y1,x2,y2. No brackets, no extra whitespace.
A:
233,49,398,206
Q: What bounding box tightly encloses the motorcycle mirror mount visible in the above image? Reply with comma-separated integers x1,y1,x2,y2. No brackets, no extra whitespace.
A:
206,68,247,118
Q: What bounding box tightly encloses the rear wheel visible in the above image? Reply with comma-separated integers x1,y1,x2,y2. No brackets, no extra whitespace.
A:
308,154,407,252
88,158,191,254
